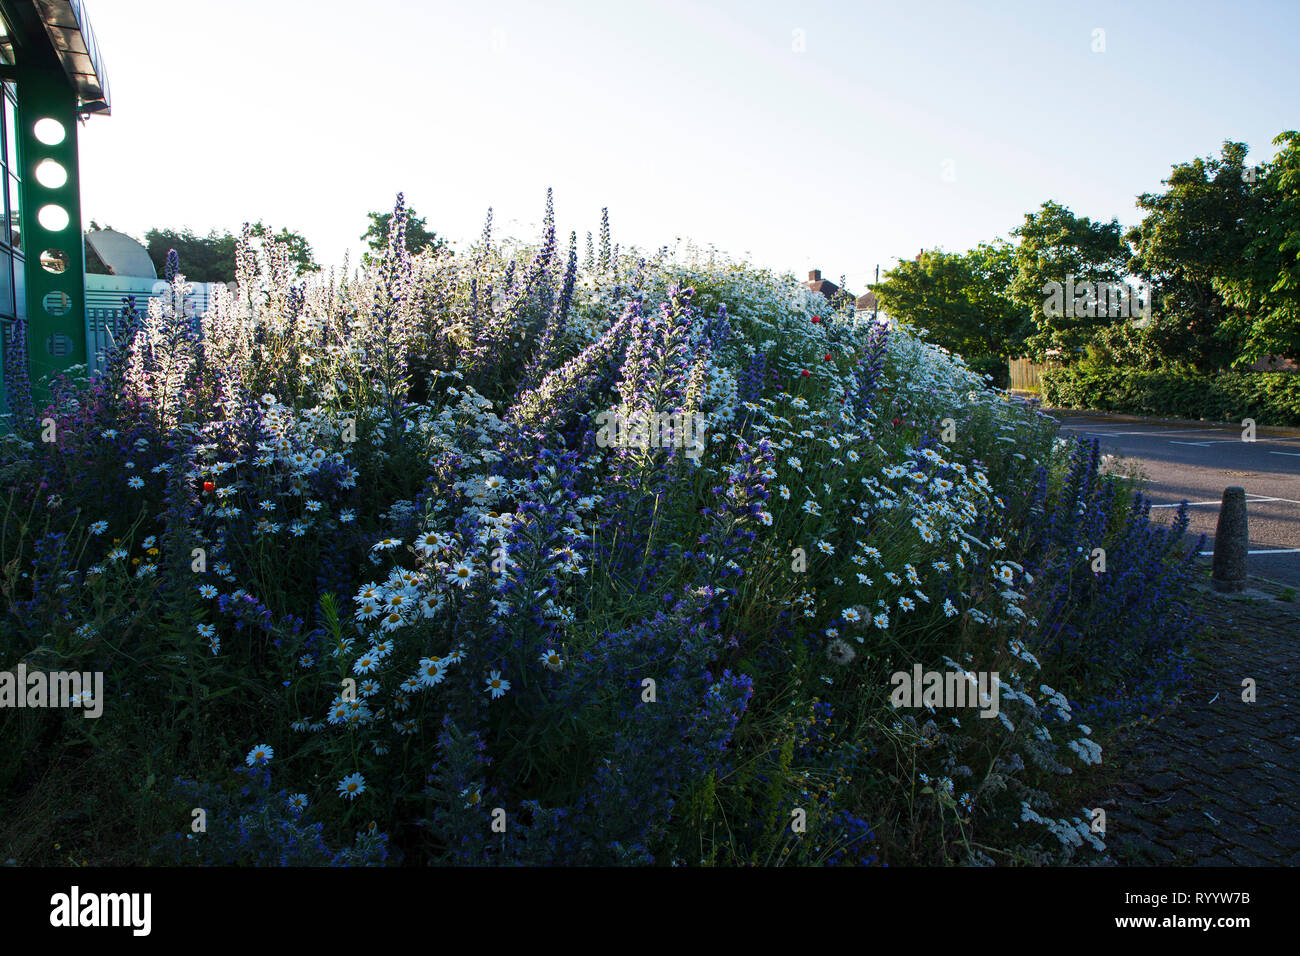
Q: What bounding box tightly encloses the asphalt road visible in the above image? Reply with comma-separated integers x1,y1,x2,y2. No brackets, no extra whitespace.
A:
1051,413,1300,590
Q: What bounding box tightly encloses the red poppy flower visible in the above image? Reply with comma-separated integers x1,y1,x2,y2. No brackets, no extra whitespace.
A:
202,481,215,493
892,418,901,426
824,354,832,362
800,370,810,377
812,316,821,324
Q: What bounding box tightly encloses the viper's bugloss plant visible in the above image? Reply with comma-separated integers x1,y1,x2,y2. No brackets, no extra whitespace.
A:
0,194,1200,866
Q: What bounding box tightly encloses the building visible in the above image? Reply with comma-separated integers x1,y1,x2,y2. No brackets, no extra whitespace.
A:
0,0,109,410
803,268,845,303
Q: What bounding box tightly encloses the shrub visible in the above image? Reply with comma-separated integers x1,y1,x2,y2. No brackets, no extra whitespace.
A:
965,354,1010,390
1041,366,1300,426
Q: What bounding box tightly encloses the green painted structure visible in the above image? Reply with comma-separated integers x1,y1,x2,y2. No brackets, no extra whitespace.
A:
0,0,108,413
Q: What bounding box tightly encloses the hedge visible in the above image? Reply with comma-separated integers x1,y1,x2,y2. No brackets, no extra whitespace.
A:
1041,366,1300,427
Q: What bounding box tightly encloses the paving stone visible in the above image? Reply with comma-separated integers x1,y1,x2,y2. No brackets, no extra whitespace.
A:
1083,584,1300,868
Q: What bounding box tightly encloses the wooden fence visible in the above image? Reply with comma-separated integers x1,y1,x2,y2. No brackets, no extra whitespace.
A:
1008,357,1052,391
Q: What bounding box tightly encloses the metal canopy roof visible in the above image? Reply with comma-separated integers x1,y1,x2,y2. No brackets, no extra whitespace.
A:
32,0,109,114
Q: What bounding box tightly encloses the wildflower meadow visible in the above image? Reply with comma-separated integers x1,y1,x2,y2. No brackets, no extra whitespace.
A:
0,194,1203,866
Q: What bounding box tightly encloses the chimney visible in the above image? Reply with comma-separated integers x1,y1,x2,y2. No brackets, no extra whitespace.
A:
809,269,822,281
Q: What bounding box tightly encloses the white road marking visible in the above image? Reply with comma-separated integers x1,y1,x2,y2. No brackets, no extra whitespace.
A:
1198,549,1300,556
1151,501,1238,508
1169,440,1215,446
1269,451,1300,457
1151,496,1294,508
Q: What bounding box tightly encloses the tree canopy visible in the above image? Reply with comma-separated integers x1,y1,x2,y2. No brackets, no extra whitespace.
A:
136,222,320,284
361,205,446,266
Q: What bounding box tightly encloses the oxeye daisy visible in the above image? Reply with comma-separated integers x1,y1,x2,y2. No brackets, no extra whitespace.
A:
245,744,274,766
337,773,366,800
353,652,380,675
778,485,791,500
127,476,145,490
539,649,564,672
943,598,958,617
485,670,511,699
198,584,218,599
414,531,442,555
417,657,447,686
446,561,475,588
287,793,308,812
88,520,108,535
372,537,401,551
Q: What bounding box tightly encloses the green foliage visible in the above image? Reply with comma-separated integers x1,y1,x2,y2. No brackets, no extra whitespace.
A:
1041,365,1300,426
1008,201,1131,359
966,354,1010,389
871,241,1027,363
1213,131,1300,365
1127,140,1258,372
361,205,446,266
143,222,320,282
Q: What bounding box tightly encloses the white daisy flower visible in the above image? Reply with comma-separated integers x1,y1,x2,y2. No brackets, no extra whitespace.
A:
337,773,366,800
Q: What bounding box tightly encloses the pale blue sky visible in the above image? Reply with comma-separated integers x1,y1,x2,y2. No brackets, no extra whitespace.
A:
77,0,1298,291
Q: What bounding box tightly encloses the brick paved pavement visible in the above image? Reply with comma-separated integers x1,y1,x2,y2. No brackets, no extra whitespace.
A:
1096,578,1300,866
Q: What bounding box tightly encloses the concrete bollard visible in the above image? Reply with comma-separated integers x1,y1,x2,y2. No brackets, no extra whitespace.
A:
1211,486,1248,593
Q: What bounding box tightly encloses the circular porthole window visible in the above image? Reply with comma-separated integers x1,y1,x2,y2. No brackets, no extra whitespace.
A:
34,159,68,189
38,204,70,231
41,249,70,274
43,291,72,316
33,117,66,145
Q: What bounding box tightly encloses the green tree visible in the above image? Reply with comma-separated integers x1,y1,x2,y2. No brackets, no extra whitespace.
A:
1127,141,1259,372
1008,201,1130,360
361,205,446,266
142,222,319,283
1213,130,1300,364
872,241,1027,363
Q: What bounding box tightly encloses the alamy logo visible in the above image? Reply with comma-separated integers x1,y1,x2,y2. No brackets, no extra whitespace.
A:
50,886,151,936
594,408,708,460
1041,275,1151,328
890,663,1000,718
0,664,103,718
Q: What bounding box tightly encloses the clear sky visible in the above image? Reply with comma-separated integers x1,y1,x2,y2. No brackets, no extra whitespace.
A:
77,0,1299,292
